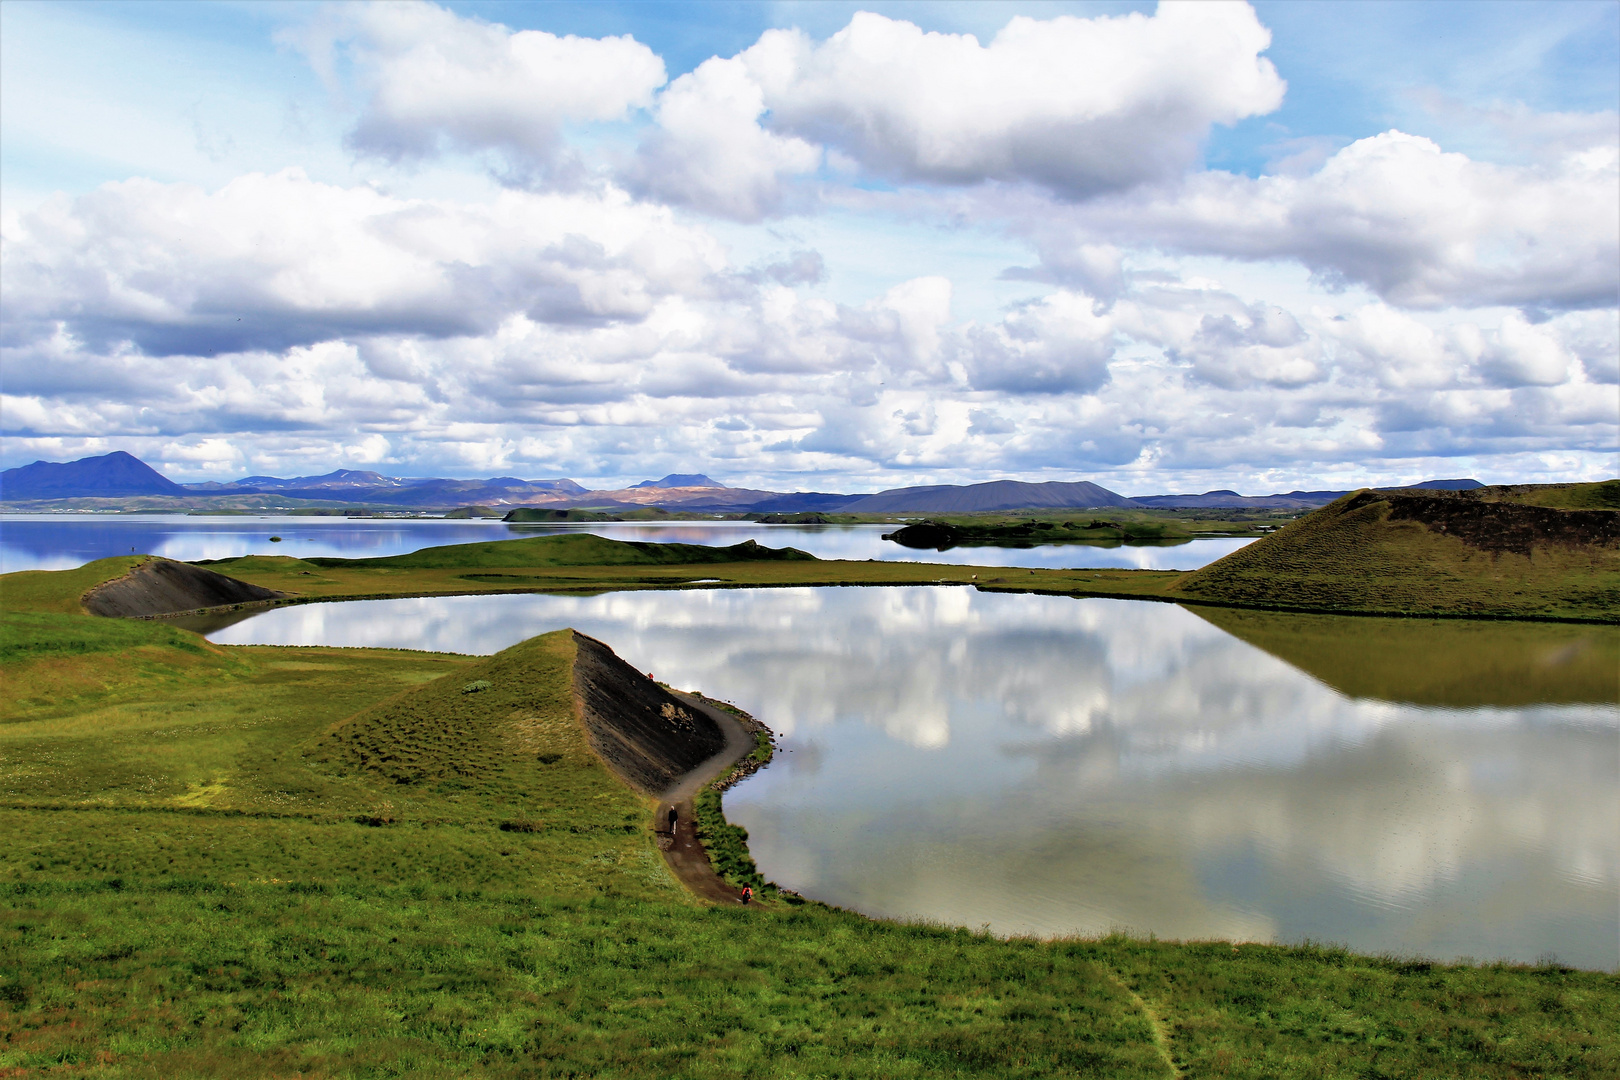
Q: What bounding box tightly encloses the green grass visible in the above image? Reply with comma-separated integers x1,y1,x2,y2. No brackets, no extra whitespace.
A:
0,609,207,664
1173,489,1619,620
0,556,143,615
1471,480,1620,510
2,608,1618,1075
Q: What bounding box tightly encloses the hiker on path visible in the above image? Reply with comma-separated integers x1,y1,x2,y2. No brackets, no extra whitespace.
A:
741,886,753,904
667,807,678,835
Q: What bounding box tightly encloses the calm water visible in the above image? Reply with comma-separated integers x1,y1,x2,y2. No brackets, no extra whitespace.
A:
0,514,1252,575
194,587,1620,970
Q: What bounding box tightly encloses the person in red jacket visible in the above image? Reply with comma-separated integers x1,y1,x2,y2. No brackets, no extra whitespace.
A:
740,886,753,904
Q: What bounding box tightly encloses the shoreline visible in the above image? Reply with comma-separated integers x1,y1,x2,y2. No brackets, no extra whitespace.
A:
113,576,1620,627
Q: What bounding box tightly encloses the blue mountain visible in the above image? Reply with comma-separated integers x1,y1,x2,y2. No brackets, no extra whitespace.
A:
1,451,188,499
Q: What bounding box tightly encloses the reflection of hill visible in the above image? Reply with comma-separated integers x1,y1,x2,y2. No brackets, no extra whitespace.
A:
1190,606,1619,707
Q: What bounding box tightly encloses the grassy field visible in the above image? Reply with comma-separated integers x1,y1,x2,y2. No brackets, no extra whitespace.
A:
3,577,1619,1076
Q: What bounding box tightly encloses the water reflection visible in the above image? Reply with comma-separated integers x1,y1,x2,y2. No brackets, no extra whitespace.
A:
198,587,1618,969
0,514,1252,574
1193,606,1619,706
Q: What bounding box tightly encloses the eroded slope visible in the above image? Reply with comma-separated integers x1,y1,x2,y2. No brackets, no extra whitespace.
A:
80,556,287,618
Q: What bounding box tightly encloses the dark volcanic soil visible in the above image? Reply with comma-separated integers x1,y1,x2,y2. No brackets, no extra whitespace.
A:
81,557,288,617
571,631,729,796
1366,491,1620,557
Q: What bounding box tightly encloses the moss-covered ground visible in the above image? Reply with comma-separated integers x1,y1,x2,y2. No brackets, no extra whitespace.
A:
3,585,1618,1076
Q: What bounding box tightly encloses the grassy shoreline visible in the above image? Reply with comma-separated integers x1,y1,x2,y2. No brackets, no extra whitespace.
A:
9,548,1614,626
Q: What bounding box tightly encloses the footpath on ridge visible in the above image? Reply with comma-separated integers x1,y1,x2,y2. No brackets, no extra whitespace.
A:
570,631,758,904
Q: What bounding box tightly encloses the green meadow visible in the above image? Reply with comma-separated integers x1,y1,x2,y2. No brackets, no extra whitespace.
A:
2,529,1618,1076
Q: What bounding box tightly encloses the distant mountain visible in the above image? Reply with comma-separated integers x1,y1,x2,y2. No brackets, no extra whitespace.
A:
842,480,1136,513
1131,490,1335,510
0,451,1495,514
182,471,589,504
0,451,188,499
194,469,406,492
630,474,724,489
1405,478,1484,491
747,492,871,513
1130,480,1488,510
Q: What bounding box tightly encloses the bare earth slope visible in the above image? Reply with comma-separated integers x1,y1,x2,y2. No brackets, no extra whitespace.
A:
1172,484,1620,620
571,631,729,796
80,556,288,617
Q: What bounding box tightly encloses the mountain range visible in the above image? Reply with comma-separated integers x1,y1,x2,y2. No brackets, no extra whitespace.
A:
0,452,1483,513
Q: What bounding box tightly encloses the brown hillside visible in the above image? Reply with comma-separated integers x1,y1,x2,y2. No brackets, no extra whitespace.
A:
1172,484,1620,620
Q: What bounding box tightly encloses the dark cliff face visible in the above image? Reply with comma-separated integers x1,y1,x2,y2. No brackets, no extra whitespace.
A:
1361,491,1620,557
571,632,727,796
81,557,287,617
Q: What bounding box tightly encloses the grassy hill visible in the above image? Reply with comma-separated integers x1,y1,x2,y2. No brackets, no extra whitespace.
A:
1172,483,1620,621
5,604,1616,1075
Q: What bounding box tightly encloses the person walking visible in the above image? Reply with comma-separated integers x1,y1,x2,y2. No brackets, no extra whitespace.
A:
741,886,753,904
667,806,678,835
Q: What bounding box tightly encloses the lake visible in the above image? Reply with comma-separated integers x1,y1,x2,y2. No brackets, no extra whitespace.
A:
0,514,1252,575
192,587,1620,971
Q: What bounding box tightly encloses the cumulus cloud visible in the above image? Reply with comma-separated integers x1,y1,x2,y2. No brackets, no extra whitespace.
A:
962,291,1116,394
1040,131,1620,311
632,2,1284,216
629,53,822,220
293,0,665,170
1,152,1612,491
1,170,725,358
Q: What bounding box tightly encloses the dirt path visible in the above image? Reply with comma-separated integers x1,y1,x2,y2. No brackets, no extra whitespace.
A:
651,691,755,905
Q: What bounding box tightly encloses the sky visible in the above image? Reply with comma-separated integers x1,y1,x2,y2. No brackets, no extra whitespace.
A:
1,0,1616,493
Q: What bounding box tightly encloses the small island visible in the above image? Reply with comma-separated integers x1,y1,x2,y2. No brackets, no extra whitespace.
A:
883,517,1190,549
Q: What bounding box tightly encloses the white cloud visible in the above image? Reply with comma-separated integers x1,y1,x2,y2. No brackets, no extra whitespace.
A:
1046,130,1619,311
1,170,726,359
629,54,821,220
962,291,1116,394
632,2,1284,216
293,0,665,169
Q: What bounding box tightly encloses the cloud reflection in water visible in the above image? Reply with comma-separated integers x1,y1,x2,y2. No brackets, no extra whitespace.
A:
203,586,1618,969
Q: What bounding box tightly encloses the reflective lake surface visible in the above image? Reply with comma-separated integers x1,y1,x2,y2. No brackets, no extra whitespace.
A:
195,587,1620,970
0,514,1252,574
